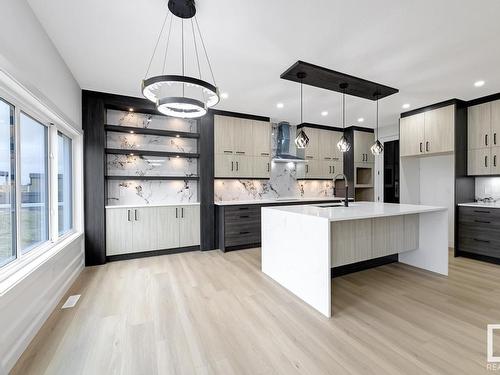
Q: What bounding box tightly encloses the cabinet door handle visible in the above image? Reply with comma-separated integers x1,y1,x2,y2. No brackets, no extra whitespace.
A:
419,142,423,153
426,141,429,152
261,152,269,156
486,134,489,147
495,155,497,167
485,155,488,168
332,165,335,174
474,220,491,224
231,161,234,171
236,151,245,155
329,166,331,174
474,238,490,243
127,210,131,221
134,209,138,221
181,207,184,218
236,161,239,171
267,163,270,172
176,208,178,218
306,165,309,174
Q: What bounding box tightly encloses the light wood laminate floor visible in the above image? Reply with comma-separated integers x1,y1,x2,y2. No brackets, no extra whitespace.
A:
11,249,500,375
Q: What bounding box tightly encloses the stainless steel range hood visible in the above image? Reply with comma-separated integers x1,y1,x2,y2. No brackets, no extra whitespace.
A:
272,122,307,163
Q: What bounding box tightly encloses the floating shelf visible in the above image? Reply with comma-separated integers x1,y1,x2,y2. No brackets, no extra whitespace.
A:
105,125,200,139
280,60,399,100
105,148,200,158
106,175,199,181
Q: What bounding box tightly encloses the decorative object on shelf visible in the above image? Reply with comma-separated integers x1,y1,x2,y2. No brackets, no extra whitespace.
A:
141,0,219,118
371,92,384,155
294,72,309,149
337,83,351,153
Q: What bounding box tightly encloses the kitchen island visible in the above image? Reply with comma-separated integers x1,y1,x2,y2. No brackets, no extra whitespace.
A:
261,202,448,317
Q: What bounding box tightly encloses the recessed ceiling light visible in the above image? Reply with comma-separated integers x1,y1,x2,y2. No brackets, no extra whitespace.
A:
276,102,284,109
129,108,134,112
130,131,134,134
221,92,229,99
357,117,364,123
321,111,328,116
175,134,180,138
474,80,485,87
402,103,410,109
130,153,134,156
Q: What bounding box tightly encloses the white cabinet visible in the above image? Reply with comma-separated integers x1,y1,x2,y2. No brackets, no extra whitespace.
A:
178,205,200,247
106,205,200,256
354,131,375,163
297,160,320,179
468,148,491,176
253,156,271,179
214,115,271,179
400,105,455,157
492,100,500,146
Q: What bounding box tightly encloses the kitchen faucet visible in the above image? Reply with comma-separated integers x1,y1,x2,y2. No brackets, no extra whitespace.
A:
334,173,349,207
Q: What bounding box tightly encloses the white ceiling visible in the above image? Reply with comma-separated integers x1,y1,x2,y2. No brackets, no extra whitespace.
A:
28,0,500,128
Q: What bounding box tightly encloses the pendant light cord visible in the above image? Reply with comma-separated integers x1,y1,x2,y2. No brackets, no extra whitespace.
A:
181,18,185,97
300,80,303,124
376,97,379,139
342,90,346,130
144,11,170,79
161,13,174,74
194,16,217,86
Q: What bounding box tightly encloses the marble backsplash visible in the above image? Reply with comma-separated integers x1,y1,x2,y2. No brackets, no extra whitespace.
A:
107,131,197,153
107,180,197,206
475,177,500,200
107,155,197,177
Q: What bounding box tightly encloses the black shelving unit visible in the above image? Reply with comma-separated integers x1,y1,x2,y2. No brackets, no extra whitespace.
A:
105,175,199,181
105,148,200,158
105,124,200,139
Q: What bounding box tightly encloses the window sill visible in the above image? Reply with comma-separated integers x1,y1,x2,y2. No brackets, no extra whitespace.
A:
0,231,84,296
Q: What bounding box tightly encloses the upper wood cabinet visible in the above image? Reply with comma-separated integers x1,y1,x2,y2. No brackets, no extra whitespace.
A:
354,131,375,163
252,120,271,157
468,102,491,149
214,115,271,178
400,105,454,157
304,128,320,160
319,130,343,161
400,113,425,157
467,100,500,176
424,105,455,154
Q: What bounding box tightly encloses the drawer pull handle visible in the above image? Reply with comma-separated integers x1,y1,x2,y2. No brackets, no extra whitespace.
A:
474,220,491,224
236,151,245,155
224,150,233,154
238,207,249,210
261,152,269,156
474,210,490,213
474,238,490,243
240,215,250,218
239,231,251,235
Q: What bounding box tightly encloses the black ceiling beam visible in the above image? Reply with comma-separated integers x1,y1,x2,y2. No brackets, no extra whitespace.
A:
280,61,399,100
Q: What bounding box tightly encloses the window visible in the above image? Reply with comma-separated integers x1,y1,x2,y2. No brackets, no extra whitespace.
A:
58,132,72,235
20,113,49,253
0,99,15,266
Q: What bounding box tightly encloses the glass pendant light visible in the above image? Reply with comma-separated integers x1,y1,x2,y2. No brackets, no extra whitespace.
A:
141,0,219,119
294,72,309,149
337,83,351,152
371,92,384,155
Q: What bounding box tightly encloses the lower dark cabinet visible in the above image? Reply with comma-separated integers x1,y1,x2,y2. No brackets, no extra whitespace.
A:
457,206,500,262
216,199,344,252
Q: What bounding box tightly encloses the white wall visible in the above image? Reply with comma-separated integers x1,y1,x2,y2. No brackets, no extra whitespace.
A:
0,0,81,129
0,1,84,373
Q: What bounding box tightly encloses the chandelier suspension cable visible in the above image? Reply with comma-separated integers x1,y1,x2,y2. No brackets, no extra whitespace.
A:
300,79,303,123
144,11,170,79
376,94,379,139
342,88,346,129
181,18,185,97
194,16,217,86
161,12,174,74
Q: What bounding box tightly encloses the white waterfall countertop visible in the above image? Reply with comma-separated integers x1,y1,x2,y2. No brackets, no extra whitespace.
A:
214,196,349,206
263,201,447,222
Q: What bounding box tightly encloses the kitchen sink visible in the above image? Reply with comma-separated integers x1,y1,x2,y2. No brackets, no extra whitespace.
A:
312,203,345,208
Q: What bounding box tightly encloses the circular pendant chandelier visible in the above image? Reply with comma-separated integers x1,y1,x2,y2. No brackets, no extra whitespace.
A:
141,0,219,118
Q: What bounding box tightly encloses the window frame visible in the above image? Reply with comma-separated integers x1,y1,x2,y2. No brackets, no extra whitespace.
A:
0,70,82,281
